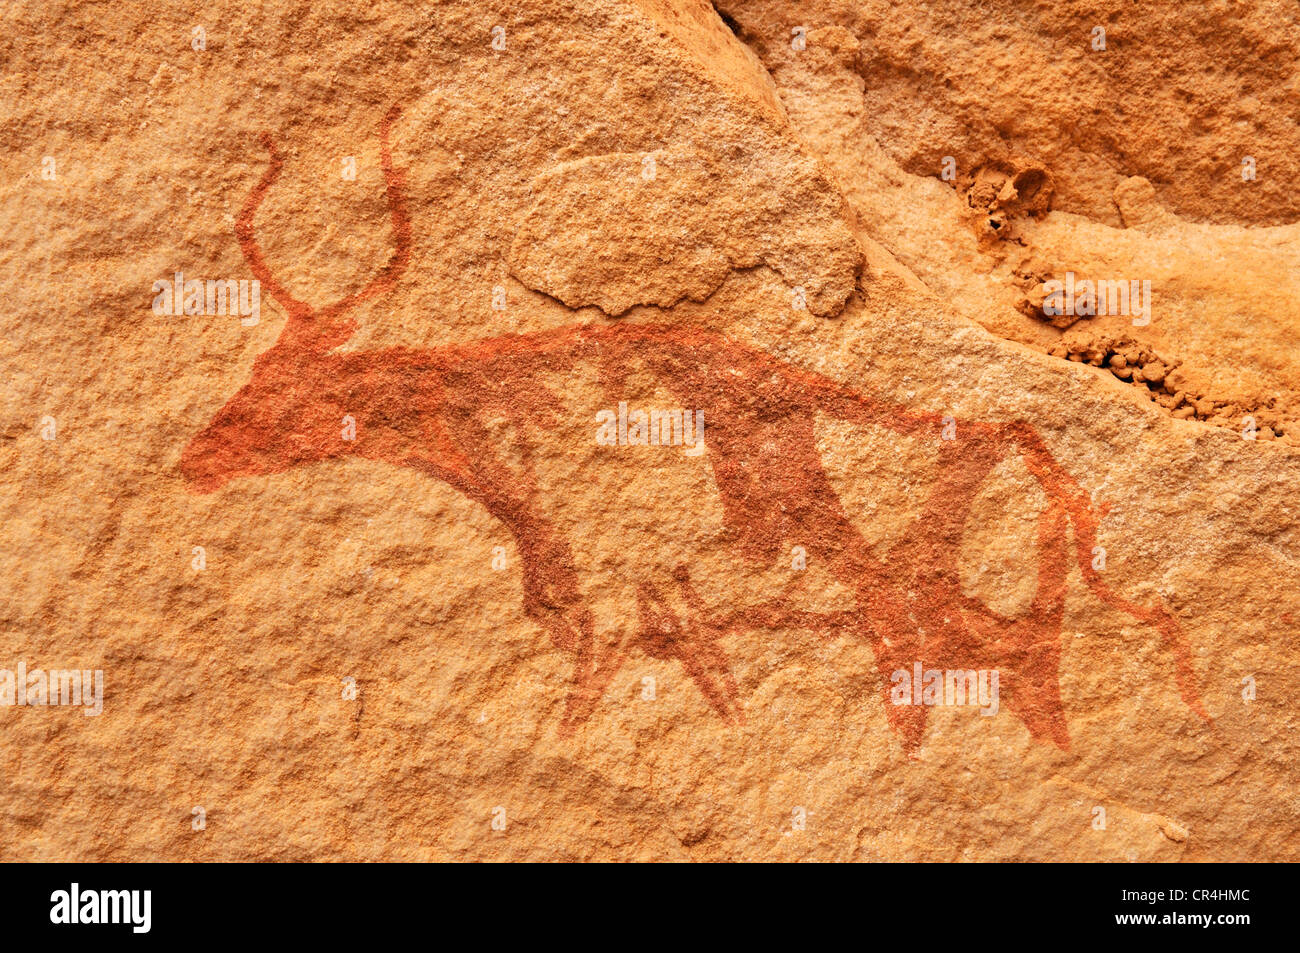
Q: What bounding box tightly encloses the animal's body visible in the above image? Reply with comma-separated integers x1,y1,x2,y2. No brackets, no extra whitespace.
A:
182,106,1208,751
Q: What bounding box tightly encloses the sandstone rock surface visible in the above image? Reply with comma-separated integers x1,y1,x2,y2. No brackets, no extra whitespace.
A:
1,0,1297,861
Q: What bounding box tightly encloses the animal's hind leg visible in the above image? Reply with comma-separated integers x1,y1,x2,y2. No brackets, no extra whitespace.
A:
775,478,932,752
854,595,928,754
997,497,1072,749
1007,419,1209,725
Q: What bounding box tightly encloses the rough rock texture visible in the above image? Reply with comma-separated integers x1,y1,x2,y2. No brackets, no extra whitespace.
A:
1,0,1297,861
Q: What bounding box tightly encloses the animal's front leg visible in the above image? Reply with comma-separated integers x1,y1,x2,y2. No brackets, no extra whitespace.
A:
631,566,742,725
406,452,626,731
497,506,629,733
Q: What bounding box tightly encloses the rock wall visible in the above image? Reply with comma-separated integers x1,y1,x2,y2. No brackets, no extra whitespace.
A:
1,0,1296,860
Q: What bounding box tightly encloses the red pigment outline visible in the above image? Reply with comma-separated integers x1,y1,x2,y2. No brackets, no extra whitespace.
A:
182,107,1210,752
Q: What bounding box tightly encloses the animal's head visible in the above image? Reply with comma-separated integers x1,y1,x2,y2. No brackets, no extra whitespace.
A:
180,346,354,493
181,106,409,494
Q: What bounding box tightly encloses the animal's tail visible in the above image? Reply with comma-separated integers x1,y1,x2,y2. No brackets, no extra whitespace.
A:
798,365,1211,726
1006,421,1211,723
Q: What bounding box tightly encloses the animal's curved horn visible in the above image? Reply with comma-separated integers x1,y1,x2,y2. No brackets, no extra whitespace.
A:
234,104,411,352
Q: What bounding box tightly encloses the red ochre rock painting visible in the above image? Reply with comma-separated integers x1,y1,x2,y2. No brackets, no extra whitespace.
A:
181,107,1209,754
